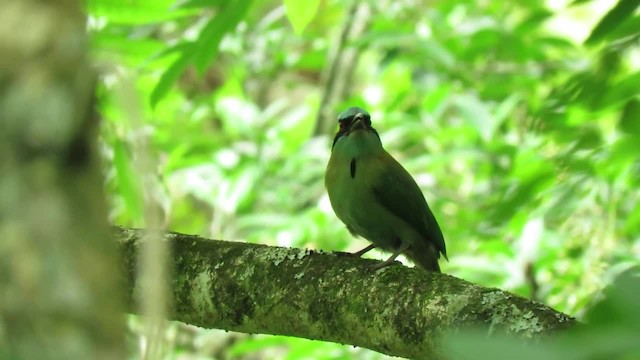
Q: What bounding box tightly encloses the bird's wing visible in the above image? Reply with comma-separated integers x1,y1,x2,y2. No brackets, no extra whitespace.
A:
371,152,447,258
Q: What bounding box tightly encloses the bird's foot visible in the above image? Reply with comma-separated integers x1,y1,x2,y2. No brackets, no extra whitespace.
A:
367,243,410,271
352,244,375,257
368,259,401,271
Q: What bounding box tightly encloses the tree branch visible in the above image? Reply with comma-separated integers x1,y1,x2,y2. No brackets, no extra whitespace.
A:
115,227,577,359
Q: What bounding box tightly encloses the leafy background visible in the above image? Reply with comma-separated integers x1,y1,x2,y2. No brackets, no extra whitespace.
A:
89,0,640,358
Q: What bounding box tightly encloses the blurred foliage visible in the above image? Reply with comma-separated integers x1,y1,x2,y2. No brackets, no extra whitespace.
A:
88,0,640,358
446,267,640,360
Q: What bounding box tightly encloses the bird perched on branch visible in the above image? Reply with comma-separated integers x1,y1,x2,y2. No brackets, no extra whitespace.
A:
325,107,447,272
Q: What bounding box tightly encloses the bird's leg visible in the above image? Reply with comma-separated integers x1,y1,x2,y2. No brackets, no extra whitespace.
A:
352,244,376,257
370,243,410,271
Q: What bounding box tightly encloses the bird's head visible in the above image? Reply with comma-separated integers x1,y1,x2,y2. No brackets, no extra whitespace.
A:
332,107,381,150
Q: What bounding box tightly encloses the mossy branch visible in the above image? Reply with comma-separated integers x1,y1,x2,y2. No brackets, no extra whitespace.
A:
115,227,577,359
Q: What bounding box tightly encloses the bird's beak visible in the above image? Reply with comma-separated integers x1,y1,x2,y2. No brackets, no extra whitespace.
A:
349,114,367,131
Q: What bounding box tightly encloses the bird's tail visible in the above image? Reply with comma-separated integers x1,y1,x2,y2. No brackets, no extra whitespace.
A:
405,243,441,272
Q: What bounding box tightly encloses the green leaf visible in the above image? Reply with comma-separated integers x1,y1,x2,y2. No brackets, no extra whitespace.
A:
515,10,553,34
573,126,602,150
454,94,497,142
494,94,521,124
150,48,193,107
537,36,575,49
229,335,289,356
602,15,640,42
284,0,321,34
586,0,640,44
600,71,640,109
466,28,502,57
422,84,451,113
619,98,640,134
586,268,640,330
193,1,253,73
626,200,640,235
88,0,193,24
173,0,224,9
599,135,640,182
112,140,143,224
91,33,164,66
416,39,456,69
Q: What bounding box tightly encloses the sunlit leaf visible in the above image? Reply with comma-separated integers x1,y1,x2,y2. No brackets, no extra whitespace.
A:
92,33,164,66
88,0,193,24
229,335,290,355
173,0,224,9
284,0,321,34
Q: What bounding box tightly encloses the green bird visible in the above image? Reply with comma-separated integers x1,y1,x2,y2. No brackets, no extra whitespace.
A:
325,107,447,272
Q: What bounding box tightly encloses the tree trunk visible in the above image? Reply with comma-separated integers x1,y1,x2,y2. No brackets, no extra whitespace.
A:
0,1,125,358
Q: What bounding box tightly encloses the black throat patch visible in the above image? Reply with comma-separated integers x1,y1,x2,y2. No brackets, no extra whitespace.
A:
350,158,356,179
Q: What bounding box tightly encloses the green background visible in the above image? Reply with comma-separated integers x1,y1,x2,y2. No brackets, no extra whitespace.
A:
90,0,640,358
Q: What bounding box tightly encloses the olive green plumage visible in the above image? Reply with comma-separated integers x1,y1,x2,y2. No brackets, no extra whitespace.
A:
325,107,447,271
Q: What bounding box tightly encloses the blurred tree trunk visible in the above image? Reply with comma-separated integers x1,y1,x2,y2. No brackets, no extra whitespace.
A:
314,2,371,136
0,1,125,359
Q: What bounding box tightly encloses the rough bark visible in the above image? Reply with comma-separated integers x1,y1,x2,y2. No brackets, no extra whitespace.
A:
0,0,125,358
116,227,577,359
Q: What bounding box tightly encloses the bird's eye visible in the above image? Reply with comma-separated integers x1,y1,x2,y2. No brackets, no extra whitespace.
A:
339,121,348,131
